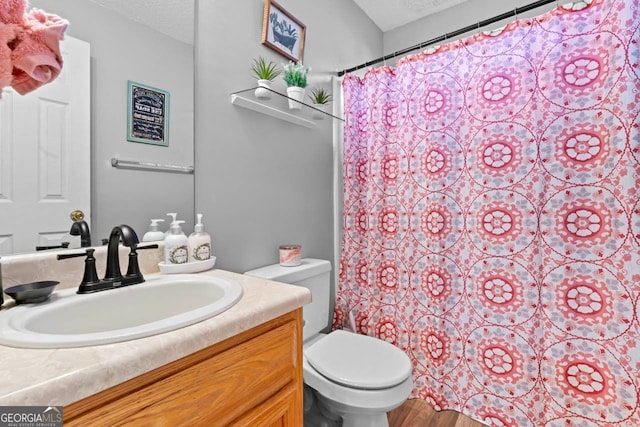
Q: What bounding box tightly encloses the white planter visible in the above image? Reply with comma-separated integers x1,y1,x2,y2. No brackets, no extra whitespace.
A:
286,86,305,110
254,79,272,100
311,104,326,120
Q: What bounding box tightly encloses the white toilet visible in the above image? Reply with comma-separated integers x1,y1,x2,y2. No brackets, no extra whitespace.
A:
245,258,413,427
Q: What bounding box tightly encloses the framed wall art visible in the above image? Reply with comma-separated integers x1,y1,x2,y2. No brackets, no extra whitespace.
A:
127,80,170,146
261,0,305,62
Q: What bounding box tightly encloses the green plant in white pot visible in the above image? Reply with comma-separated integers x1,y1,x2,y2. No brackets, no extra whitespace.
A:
251,56,281,100
308,87,332,120
282,61,310,110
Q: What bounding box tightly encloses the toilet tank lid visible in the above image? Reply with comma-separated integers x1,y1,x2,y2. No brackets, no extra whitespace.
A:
244,258,331,283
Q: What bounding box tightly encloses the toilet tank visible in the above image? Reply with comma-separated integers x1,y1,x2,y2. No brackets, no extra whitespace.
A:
245,258,331,341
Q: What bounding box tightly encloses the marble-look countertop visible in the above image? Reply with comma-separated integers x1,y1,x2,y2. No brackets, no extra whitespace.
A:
0,268,311,406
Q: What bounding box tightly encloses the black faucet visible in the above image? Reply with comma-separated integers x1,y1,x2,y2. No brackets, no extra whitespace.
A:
104,225,138,281
57,225,158,294
70,220,92,247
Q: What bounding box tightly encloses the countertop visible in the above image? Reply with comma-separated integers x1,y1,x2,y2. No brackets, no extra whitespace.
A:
0,268,311,406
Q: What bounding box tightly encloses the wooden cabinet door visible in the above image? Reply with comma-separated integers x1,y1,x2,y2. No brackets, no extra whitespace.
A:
230,382,301,427
64,310,303,426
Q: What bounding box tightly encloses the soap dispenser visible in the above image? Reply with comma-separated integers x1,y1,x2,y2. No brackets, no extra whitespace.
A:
142,219,165,242
164,213,178,238
164,220,189,264
188,213,211,261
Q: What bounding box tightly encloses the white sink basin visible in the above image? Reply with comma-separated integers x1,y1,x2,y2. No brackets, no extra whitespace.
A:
0,274,243,348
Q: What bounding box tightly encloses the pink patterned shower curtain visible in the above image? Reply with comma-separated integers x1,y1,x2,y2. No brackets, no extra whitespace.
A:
335,0,640,425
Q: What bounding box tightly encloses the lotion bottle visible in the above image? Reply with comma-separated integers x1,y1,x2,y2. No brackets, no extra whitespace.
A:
142,219,165,242
164,212,178,238
164,220,189,264
188,213,211,262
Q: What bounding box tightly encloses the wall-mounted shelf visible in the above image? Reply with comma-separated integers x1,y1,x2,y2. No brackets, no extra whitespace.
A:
230,87,343,129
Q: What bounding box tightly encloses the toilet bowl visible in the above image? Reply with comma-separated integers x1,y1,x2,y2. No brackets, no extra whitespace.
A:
245,259,413,427
303,331,413,427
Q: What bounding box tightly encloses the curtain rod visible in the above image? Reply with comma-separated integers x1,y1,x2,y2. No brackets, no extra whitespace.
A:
338,0,559,76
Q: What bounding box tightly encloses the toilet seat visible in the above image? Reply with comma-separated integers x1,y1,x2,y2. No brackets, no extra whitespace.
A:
303,356,414,413
305,330,412,390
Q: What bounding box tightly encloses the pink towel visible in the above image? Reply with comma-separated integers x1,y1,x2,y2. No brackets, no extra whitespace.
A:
0,0,24,95
0,23,18,94
0,0,26,24
10,8,68,95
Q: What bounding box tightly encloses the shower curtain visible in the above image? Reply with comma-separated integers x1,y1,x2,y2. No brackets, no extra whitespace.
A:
336,0,640,425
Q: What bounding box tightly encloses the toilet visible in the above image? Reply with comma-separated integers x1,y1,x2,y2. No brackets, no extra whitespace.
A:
245,258,413,427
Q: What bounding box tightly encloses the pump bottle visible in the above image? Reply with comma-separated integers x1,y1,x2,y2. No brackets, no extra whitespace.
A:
164,213,178,238
164,220,189,264
188,213,211,261
142,219,165,242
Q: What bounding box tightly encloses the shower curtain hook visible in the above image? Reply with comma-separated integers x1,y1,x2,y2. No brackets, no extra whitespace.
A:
514,7,518,20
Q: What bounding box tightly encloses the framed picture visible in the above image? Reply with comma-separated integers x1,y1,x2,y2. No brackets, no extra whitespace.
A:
127,80,170,146
261,0,305,63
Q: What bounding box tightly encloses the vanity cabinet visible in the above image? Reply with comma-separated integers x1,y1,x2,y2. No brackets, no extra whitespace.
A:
64,309,303,426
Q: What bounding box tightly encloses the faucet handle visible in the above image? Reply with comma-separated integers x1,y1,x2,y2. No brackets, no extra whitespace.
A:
57,248,101,292
36,242,70,251
123,242,144,281
137,244,159,251
79,248,100,286
125,243,159,281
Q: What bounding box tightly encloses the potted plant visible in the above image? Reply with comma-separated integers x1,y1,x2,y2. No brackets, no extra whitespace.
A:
308,87,332,120
251,56,280,100
282,61,310,110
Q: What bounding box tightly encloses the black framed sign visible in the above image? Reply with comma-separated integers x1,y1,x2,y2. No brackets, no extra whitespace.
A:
127,81,170,146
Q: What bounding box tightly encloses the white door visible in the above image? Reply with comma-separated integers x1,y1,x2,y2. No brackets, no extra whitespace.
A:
0,36,90,255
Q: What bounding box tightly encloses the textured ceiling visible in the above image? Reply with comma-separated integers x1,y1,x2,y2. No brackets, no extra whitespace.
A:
353,0,470,31
88,0,195,44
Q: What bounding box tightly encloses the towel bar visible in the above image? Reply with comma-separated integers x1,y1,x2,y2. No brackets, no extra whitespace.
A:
111,158,194,174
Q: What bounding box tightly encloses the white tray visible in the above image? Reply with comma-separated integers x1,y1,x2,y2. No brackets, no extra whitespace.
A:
158,256,216,274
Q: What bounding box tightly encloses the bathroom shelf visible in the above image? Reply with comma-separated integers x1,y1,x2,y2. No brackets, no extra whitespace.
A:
230,87,343,129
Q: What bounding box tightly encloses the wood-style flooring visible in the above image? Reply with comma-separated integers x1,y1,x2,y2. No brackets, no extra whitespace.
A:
388,399,487,427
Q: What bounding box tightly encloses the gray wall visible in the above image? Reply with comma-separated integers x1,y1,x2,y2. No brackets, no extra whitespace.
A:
384,0,569,56
31,0,194,243
195,0,381,276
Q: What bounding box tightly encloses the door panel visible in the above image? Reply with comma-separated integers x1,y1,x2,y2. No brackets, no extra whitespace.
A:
0,36,90,254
